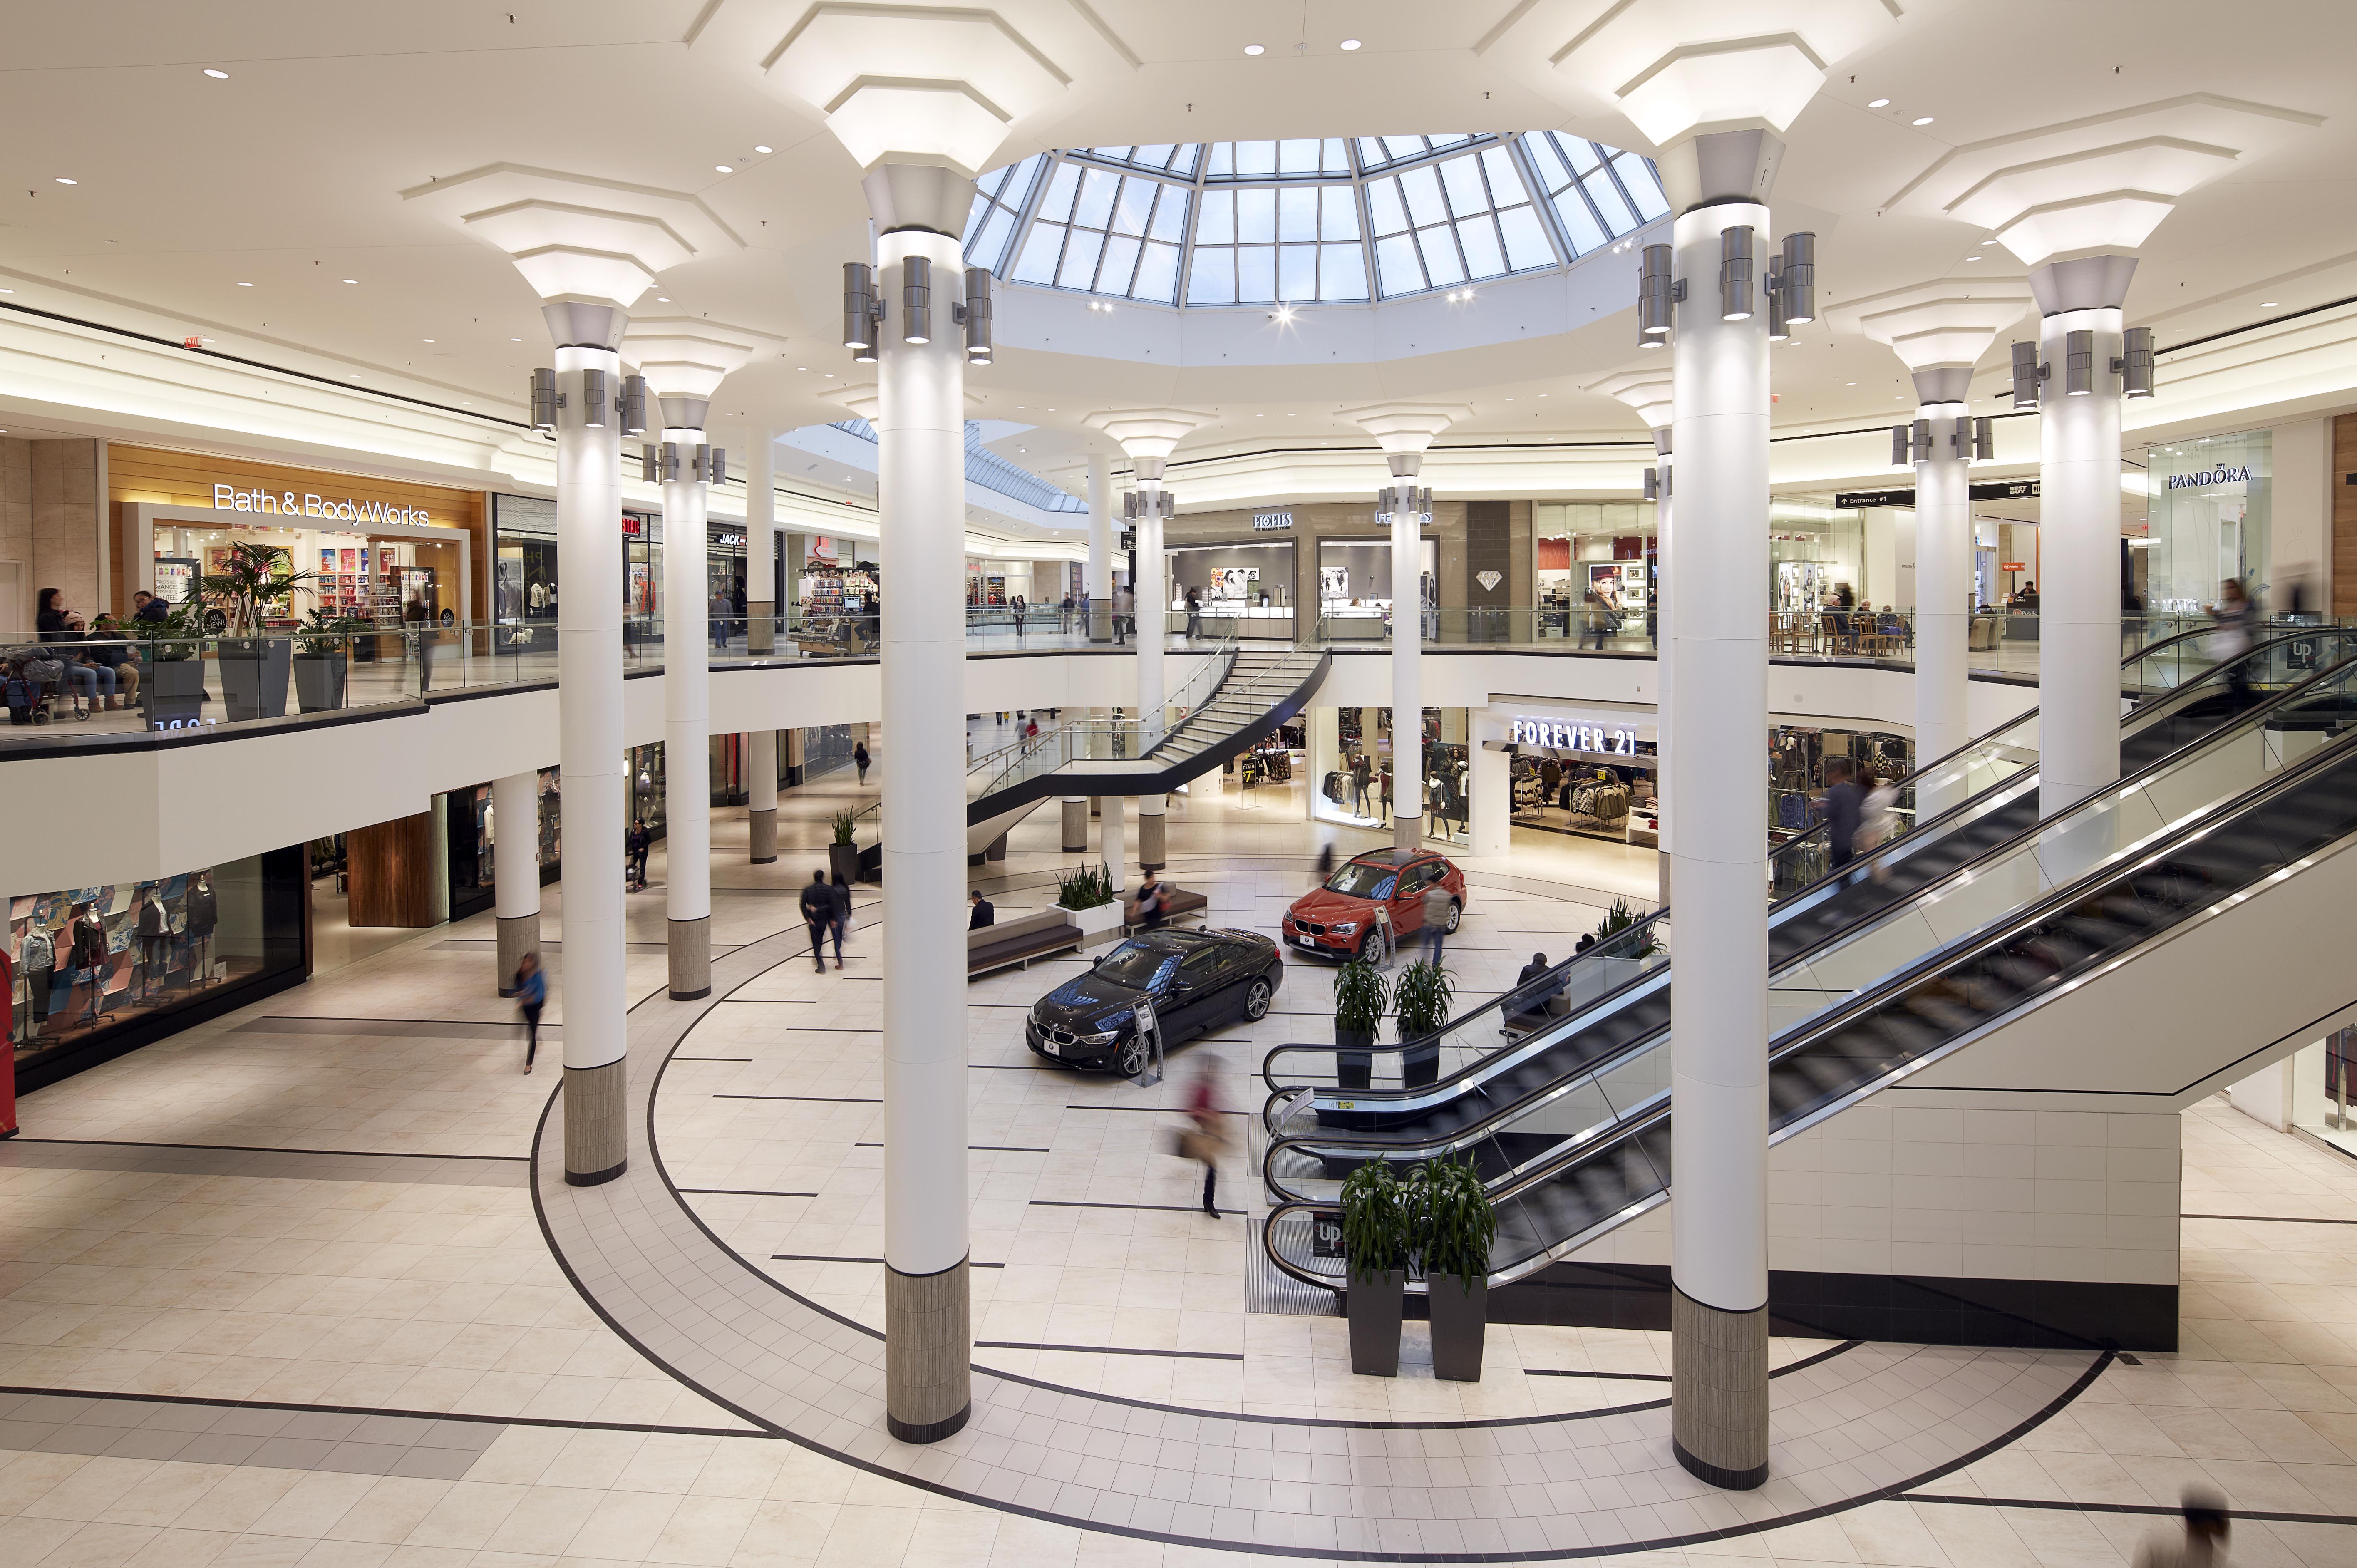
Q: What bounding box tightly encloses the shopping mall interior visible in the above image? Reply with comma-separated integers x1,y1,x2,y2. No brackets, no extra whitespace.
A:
4,5,2357,1566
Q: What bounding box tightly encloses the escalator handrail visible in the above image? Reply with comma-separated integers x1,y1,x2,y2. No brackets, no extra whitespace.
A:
1256,626,2318,1104
1260,645,2357,1179
1263,712,2357,1295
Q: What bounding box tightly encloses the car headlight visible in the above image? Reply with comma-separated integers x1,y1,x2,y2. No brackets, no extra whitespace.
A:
1329,922,1357,935
1082,1027,1121,1044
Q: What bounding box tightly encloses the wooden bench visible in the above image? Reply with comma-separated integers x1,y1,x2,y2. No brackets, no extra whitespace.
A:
1121,885,1208,930
968,909,1081,977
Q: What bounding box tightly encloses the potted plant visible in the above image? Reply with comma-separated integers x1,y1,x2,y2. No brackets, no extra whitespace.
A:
201,539,313,720
1054,863,1122,940
1413,1159,1497,1382
827,808,861,885
1331,956,1389,1092
1339,1160,1411,1376
293,609,367,713
1593,897,1663,957
134,603,208,727
1393,959,1455,1089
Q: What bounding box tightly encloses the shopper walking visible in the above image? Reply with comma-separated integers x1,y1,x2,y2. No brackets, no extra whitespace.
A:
1113,583,1132,645
1135,869,1169,931
853,739,871,786
514,952,546,1072
826,871,853,970
2208,578,2256,706
1859,768,1901,884
1580,585,1610,650
1420,877,1453,967
625,819,651,891
800,871,833,973
2133,1488,2231,1568
1819,760,1864,880
710,587,733,651
1182,1054,1229,1217
1059,593,1074,634
1184,588,1202,641
1010,594,1026,640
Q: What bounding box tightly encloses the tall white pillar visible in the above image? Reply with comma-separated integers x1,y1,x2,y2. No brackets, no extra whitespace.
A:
1663,134,1776,1492
1135,476,1165,730
1467,721,1510,857
869,169,972,1444
492,770,541,995
746,428,777,653
660,424,712,998
1087,457,1113,643
1595,372,1677,905
2033,259,2134,819
1101,791,1129,892
1913,374,1973,812
748,730,778,863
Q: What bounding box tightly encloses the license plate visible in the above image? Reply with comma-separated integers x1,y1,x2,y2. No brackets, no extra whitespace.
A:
1295,934,1316,949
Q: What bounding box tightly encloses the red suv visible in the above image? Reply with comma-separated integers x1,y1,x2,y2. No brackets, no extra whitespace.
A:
1283,851,1466,960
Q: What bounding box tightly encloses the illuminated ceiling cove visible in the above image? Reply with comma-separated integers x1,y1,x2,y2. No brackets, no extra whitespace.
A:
961,134,1668,308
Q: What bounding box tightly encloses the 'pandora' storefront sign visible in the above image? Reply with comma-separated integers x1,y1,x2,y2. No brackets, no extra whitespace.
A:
213,483,432,525
2166,466,2252,490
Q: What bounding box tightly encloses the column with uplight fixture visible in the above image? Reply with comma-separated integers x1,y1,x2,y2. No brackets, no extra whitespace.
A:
744,426,779,863
1594,368,1674,903
403,166,739,1186
1343,404,1471,855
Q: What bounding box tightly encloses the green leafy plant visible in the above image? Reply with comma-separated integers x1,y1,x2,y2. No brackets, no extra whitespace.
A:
1392,959,1455,1040
1332,956,1390,1035
295,607,370,655
828,808,859,846
1412,1158,1497,1287
1338,1161,1411,1284
1593,897,1663,958
1054,863,1115,911
199,539,315,636
134,602,205,662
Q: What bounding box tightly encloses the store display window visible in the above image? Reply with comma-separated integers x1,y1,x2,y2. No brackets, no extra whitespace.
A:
145,520,463,631
2142,429,2271,616
2285,1028,2356,1159
9,848,307,1092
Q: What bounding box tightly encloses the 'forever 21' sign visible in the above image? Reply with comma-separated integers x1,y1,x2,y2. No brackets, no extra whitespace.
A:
1511,717,1638,753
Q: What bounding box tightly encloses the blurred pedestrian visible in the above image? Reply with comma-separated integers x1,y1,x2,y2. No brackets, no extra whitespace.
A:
1181,1054,1229,1217
514,952,546,1072
800,871,832,974
827,870,853,970
1420,876,1452,965
626,819,650,891
1859,767,1901,884
2208,578,2255,704
853,739,871,786
2133,1488,2230,1568
1819,760,1863,880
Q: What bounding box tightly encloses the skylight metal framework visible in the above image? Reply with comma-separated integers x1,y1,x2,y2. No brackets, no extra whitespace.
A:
960,134,1667,310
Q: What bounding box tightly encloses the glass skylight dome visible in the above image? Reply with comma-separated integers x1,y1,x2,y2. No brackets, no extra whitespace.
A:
961,134,1669,308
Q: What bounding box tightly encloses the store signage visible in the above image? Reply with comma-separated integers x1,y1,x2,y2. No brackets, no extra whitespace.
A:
2166,465,2252,490
713,531,745,548
1510,717,1640,754
213,482,432,525
1832,480,2042,509
1251,510,1293,531
2000,561,2027,571
622,516,643,536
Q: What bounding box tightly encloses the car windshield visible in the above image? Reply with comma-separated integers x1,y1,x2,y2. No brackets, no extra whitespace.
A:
1325,861,1399,899
1092,940,1180,991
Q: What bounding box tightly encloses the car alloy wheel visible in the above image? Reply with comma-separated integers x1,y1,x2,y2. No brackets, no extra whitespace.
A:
1244,978,1272,1021
1117,1032,1149,1077
1444,900,1462,933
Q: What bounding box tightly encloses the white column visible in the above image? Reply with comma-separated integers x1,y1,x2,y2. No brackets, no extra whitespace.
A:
1654,432,1674,908
874,216,972,1441
1101,791,1129,892
1135,472,1166,732
492,770,541,995
1087,457,1113,642
1666,176,1772,1486
1467,720,1510,857
1307,705,1337,822
1912,375,1972,815
662,425,712,998
553,331,629,1185
748,729,778,863
746,428,777,652
2035,277,2130,818
1387,463,1424,854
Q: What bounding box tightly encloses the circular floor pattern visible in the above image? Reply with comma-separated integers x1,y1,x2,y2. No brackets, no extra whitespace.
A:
533,920,2108,1561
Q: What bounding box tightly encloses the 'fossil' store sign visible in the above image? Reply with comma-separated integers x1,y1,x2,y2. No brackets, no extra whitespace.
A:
213,483,432,525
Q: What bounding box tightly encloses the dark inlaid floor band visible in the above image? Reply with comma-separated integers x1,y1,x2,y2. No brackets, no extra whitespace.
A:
715,1093,881,1103
231,1015,557,1040
770,1254,1006,1268
0,1139,530,1188
1030,1198,1232,1216
678,1188,820,1198
1523,1368,1672,1382
2181,1211,2357,1225
975,1341,1245,1362
1899,1493,2357,1528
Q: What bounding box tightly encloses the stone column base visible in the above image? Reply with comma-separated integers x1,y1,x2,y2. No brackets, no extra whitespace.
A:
496,912,540,996
885,1258,971,1443
747,599,775,655
1393,810,1422,856
1090,797,1101,818
1671,1283,1769,1489
749,809,777,864
1138,811,1166,871
669,916,711,1000
564,1059,629,1186
1061,799,1088,852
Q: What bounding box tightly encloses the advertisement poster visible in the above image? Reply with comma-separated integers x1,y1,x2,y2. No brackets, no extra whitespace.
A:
1210,566,1258,600
1320,566,1350,600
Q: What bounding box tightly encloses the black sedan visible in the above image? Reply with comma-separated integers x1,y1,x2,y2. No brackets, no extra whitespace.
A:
1026,928,1283,1075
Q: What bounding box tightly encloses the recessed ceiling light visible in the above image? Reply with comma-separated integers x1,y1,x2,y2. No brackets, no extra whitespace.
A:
342,278,359,285
0,289,12,295
203,68,229,79
1912,116,1934,126
754,145,773,155
1965,255,1982,262
714,164,733,174
422,337,434,343
1243,43,1264,55
657,296,670,303
236,280,253,287
1340,38,1362,50
1867,98,1889,108
54,177,77,186
511,337,523,342
2262,300,2280,307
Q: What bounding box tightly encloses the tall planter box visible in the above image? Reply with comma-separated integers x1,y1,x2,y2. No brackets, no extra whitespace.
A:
1345,1268,1404,1376
293,653,348,714
1336,1026,1376,1091
1429,1273,1488,1382
1402,1039,1440,1089
1062,900,1123,940
140,659,206,727
218,638,290,721
828,842,861,885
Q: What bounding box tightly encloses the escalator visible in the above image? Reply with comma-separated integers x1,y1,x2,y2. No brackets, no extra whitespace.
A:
1264,659,2357,1291
1260,627,2352,1141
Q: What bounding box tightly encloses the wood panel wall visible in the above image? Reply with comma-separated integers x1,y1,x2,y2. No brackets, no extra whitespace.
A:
2333,414,2357,616
105,443,487,618
346,810,442,928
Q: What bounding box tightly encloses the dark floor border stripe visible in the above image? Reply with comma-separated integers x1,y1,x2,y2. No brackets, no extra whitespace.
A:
976,1340,1243,1362
1063,1104,1251,1116
0,1383,758,1440
6,1137,524,1163
853,1143,1052,1152
2181,1211,2357,1225
1898,1493,2357,1528
716,1094,881,1103
680,1188,819,1198
1523,1368,1669,1382
1031,1199,1231,1216
672,1057,754,1063
770,1253,1005,1268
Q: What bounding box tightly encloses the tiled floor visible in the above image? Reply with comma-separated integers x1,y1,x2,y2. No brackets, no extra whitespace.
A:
4,762,2354,1565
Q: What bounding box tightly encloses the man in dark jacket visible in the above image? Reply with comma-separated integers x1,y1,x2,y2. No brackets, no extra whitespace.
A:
800,871,833,973
1820,761,1864,877
969,890,994,929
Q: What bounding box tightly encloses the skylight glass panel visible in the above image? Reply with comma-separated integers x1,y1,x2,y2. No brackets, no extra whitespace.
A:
960,153,1044,271
1533,133,1666,255
1005,160,1192,301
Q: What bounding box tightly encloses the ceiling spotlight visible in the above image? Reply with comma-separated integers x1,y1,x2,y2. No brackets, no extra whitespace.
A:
422,337,435,343
236,280,253,287
1912,116,1935,126
54,177,77,185
656,296,670,302
714,164,733,174
1272,305,1295,323
511,337,523,342
2262,300,2280,307
1243,42,1264,55
1340,38,1362,50
203,68,229,79
342,278,359,284
754,145,773,154
1965,255,1982,262
1867,97,1889,108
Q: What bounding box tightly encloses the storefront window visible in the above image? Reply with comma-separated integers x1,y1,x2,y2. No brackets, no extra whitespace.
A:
10,849,307,1092
150,521,462,630
2141,430,2271,616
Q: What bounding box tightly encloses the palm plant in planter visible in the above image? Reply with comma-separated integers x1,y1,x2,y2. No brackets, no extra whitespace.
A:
1331,956,1390,1092
1338,1160,1412,1375
827,808,861,884
293,609,369,713
1392,959,1455,1089
201,540,314,720
1412,1158,1498,1381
